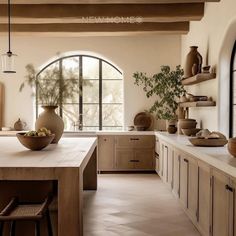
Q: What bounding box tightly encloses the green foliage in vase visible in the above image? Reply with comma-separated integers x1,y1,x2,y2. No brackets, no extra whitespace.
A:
19,64,82,106
133,65,186,120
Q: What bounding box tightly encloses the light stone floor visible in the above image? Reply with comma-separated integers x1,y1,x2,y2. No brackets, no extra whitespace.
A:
83,174,201,236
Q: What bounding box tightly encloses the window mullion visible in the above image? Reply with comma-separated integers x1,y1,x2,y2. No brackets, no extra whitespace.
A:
99,60,102,130
79,56,83,130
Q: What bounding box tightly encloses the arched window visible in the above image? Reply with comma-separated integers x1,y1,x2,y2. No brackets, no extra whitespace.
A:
36,55,123,131
230,41,236,137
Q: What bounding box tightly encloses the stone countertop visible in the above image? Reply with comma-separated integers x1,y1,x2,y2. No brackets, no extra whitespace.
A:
0,130,156,137
156,132,236,179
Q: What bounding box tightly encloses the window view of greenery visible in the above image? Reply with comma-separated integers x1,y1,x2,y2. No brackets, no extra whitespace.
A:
37,55,123,131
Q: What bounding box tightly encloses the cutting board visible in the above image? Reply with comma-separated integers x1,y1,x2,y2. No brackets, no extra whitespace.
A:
0,83,4,129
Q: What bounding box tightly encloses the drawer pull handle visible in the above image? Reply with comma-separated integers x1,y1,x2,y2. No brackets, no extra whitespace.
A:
130,160,140,162
225,184,234,192
184,158,189,163
130,138,140,141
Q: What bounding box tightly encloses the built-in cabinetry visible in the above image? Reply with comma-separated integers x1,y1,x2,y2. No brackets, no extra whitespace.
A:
158,138,236,236
98,134,155,171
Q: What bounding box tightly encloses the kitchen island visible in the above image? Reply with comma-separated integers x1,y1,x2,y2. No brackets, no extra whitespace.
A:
0,137,97,236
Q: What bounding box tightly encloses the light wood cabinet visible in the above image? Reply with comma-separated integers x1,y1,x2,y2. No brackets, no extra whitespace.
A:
179,153,188,208
187,155,198,223
197,161,211,236
172,149,180,198
98,135,155,171
98,135,115,171
158,136,236,236
211,168,230,236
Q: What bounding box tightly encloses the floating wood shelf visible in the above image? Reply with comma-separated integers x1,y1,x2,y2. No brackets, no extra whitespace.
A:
181,73,216,86
179,100,216,108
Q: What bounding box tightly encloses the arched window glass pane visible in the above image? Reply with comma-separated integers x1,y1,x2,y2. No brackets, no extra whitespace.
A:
36,54,123,131
102,62,122,80
83,57,99,80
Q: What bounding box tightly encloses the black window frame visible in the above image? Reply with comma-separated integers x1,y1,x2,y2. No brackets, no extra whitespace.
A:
36,54,123,131
229,41,236,137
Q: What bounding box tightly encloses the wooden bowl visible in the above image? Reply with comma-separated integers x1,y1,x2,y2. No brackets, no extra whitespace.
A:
181,128,201,136
178,119,197,129
16,133,55,151
228,138,236,157
189,138,228,147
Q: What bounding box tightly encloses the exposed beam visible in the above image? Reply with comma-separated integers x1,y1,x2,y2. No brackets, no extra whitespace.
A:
0,0,220,3
0,22,189,34
0,3,204,23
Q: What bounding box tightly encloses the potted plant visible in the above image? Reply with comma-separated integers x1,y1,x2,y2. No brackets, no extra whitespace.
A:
133,65,186,133
20,64,80,143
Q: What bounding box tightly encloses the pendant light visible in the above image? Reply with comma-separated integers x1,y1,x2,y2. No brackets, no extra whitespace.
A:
1,0,17,73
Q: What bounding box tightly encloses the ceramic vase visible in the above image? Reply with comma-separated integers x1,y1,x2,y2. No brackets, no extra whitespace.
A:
35,106,64,143
14,118,26,131
184,46,203,78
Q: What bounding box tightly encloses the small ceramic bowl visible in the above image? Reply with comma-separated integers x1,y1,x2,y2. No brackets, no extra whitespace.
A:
16,133,55,151
181,128,201,136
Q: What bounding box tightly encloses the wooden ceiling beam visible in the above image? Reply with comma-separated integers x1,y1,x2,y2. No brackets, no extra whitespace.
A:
0,3,204,22
0,22,189,34
0,0,220,4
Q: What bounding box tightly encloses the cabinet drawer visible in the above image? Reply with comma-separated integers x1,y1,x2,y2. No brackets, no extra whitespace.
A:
134,149,154,170
115,149,134,170
116,135,154,148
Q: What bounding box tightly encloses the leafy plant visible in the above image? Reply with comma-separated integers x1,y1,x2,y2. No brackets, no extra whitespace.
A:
133,65,186,120
20,64,81,106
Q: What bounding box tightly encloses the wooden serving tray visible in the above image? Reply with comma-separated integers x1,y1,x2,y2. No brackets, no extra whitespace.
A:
189,138,228,147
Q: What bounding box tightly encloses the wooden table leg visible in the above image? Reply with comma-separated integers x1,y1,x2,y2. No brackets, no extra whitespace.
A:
83,148,97,190
57,168,82,236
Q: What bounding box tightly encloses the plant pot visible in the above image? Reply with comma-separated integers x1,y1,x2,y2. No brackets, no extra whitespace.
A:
184,46,203,78
35,106,64,143
167,125,177,134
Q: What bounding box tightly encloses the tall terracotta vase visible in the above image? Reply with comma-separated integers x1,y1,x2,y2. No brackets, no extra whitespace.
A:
184,46,203,78
35,106,64,143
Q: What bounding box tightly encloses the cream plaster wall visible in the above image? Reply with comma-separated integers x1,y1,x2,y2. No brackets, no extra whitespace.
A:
0,35,181,130
181,0,236,136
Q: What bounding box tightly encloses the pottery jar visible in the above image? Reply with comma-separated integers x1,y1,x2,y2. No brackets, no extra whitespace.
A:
35,106,64,143
184,46,203,78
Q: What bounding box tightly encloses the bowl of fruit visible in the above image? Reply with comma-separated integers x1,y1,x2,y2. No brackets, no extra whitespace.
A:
16,128,55,151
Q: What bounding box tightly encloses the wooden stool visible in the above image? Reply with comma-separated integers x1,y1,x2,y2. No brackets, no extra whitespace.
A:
0,195,53,236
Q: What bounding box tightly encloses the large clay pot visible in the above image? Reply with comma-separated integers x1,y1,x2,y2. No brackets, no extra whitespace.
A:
35,106,64,143
184,46,203,78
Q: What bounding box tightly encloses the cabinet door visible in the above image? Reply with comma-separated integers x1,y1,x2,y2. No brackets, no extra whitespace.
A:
197,161,211,236
167,146,173,189
211,169,230,236
134,149,154,170
172,149,180,198
179,153,188,209
163,145,168,183
98,135,114,170
230,178,236,236
187,155,198,223
159,142,164,178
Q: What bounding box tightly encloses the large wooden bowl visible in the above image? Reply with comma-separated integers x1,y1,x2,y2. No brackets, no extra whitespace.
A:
228,138,236,157
189,137,228,147
16,133,55,151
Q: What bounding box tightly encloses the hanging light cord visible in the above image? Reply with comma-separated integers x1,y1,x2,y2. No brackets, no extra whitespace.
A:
8,0,11,54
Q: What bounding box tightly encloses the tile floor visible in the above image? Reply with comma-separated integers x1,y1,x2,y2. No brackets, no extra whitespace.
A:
83,174,200,236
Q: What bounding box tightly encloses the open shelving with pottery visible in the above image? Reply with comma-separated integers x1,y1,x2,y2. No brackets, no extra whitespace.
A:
181,73,216,86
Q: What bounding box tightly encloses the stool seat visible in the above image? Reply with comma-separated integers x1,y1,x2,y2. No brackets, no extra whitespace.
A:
0,195,53,236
